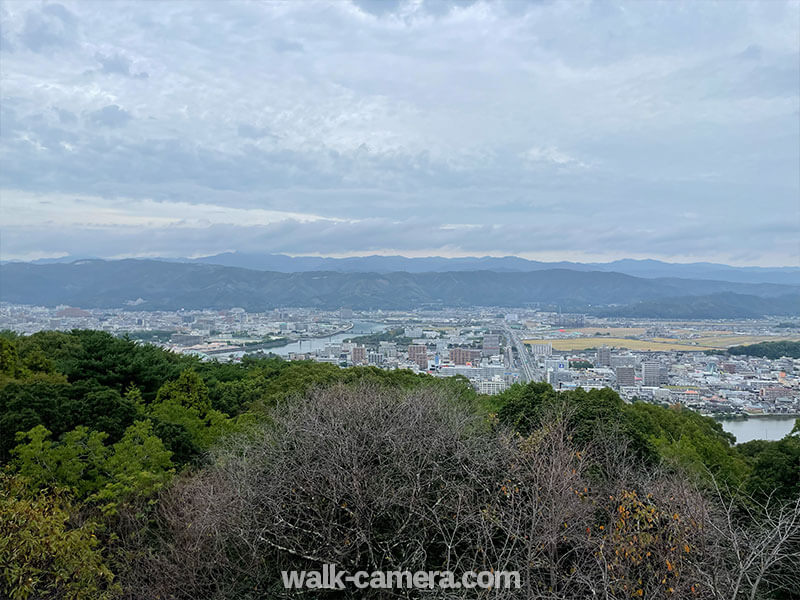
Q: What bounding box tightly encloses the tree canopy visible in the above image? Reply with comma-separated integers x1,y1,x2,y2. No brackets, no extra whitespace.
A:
0,330,797,599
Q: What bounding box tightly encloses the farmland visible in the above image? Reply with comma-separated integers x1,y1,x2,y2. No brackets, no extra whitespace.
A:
522,333,800,352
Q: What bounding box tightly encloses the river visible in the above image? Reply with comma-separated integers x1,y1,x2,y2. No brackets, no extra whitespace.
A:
212,320,388,359
719,416,798,444
268,320,388,356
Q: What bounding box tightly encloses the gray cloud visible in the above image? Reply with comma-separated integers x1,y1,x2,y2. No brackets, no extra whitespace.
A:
95,51,149,79
237,123,277,140
0,0,798,265
3,213,794,267
86,104,132,128
272,38,304,53
20,3,77,52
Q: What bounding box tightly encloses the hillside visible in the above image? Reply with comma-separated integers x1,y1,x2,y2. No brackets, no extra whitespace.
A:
2,259,799,315
182,253,800,285
595,292,800,319
1,330,798,600
16,254,799,285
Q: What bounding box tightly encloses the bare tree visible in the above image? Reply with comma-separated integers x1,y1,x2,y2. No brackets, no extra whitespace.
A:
118,382,800,600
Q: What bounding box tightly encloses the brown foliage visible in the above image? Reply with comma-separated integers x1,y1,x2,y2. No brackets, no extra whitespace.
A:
117,383,800,600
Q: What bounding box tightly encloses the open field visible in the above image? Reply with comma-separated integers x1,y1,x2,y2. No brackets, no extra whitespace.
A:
553,327,648,337
522,335,800,352
691,335,800,347
522,337,713,352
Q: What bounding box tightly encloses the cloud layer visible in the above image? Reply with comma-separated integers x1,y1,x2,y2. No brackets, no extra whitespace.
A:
1,0,798,265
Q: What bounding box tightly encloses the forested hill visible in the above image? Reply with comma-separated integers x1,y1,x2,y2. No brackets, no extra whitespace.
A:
2,259,799,316
728,340,800,359
1,329,799,599
79,253,800,285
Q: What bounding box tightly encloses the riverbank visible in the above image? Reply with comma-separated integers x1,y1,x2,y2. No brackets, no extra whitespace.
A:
295,321,354,341
714,413,800,421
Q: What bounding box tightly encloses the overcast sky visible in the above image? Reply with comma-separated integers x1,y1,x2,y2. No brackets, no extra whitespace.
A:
1,0,798,265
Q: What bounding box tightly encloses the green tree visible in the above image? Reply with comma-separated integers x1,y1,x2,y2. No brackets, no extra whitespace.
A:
728,341,800,360
496,383,653,460
11,421,174,512
155,370,210,411
149,371,233,452
738,435,800,503
0,474,117,600
626,402,749,485
0,381,72,460
91,419,174,513
0,337,22,379
12,425,109,498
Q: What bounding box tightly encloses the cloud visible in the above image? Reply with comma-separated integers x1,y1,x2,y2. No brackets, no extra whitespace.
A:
272,38,304,53
0,0,798,266
19,3,77,53
522,146,589,169
237,124,277,140
95,51,149,79
86,105,132,128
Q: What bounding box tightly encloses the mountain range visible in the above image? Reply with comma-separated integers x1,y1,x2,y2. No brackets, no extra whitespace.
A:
1,259,798,318
16,253,800,285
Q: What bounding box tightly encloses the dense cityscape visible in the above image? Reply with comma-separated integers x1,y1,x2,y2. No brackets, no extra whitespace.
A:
4,302,798,422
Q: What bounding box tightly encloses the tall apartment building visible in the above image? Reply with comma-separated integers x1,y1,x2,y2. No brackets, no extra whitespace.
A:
610,354,636,368
529,343,553,357
478,379,508,395
482,333,501,357
615,366,635,388
379,341,397,358
408,344,428,371
642,361,661,387
450,347,482,365
351,345,367,365
596,346,611,367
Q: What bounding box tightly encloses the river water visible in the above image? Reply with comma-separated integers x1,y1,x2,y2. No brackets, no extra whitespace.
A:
210,320,388,360
719,417,798,444
267,320,387,356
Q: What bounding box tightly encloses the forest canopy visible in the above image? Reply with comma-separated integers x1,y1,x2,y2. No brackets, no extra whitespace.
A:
1,329,798,599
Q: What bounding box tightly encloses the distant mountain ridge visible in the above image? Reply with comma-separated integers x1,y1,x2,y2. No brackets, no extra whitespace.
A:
12,253,799,285
1,259,798,318
189,253,800,285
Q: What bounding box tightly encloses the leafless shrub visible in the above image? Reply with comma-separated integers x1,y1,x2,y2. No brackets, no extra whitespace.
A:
118,383,800,600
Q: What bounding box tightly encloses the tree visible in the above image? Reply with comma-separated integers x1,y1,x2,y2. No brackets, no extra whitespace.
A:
738,436,800,503
627,402,750,485
496,382,655,464
728,341,800,360
12,425,109,498
120,383,800,600
0,381,72,460
11,421,174,513
148,372,233,452
155,370,210,412
569,359,593,370
91,419,174,513
0,474,117,600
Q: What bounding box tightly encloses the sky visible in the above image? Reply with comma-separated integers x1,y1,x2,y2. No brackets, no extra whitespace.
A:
1,0,798,266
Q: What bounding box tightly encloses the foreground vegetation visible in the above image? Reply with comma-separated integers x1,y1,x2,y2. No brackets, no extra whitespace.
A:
1,330,798,599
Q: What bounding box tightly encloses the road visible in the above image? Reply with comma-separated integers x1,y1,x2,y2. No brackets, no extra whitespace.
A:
504,326,536,382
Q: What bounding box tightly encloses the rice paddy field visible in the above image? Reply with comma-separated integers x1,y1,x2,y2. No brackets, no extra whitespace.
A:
522,332,800,352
